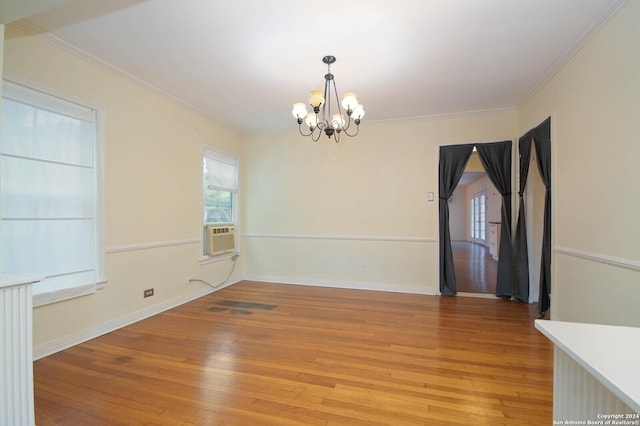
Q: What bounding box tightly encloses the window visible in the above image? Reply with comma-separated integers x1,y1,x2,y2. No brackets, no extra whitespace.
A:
470,191,486,242
1,80,102,306
203,149,238,225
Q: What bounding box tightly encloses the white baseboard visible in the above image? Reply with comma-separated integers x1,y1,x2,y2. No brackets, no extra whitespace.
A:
33,278,241,360
243,274,438,295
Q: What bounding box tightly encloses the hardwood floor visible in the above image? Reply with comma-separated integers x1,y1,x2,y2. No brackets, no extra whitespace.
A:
452,241,498,294
34,281,553,425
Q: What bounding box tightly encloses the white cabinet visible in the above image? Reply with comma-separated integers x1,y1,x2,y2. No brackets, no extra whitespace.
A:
535,320,640,419
488,222,501,260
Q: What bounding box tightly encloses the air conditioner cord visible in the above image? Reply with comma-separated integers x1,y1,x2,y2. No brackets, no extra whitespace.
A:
188,253,239,289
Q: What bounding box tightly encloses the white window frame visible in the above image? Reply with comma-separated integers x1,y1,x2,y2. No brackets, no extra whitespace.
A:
470,190,486,244
202,148,239,259
1,78,105,307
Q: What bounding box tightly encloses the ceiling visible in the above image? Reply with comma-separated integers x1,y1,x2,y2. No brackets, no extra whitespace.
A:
10,0,625,136
458,171,486,187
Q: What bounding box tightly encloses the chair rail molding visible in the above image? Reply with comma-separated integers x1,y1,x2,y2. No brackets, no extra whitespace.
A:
555,246,640,272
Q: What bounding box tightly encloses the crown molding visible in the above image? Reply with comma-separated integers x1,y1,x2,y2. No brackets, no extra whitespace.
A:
366,106,517,126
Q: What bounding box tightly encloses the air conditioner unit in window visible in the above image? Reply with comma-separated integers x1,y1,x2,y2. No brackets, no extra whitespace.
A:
204,225,236,256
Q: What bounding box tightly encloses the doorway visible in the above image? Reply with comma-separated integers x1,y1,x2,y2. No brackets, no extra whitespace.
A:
513,117,552,313
438,141,514,298
439,119,551,311
449,161,501,295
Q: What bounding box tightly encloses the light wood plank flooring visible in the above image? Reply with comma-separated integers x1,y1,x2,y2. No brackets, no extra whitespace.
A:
452,241,498,294
34,281,552,425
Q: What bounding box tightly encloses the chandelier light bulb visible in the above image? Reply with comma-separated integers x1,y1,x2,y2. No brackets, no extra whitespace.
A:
331,114,345,130
351,104,365,121
304,113,318,129
292,103,308,120
308,90,325,111
341,93,358,112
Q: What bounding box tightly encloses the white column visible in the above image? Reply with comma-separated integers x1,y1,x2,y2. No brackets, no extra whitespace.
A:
0,275,41,426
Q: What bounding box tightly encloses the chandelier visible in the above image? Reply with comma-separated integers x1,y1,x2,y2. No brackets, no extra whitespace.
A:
291,55,365,143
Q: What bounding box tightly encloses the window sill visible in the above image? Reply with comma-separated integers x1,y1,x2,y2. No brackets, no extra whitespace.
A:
33,282,97,308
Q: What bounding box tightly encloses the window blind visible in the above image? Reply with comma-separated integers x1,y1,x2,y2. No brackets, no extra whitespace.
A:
1,81,100,305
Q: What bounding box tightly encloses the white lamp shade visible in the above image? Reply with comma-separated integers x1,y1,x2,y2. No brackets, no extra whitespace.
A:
292,103,308,119
309,90,325,108
352,104,365,120
331,114,345,129
305,113,318,128
341,93,358,111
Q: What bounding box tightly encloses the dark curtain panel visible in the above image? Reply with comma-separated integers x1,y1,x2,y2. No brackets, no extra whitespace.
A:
476,141,514,299
533,117,552,315
514,133,533,303
439,144,474,296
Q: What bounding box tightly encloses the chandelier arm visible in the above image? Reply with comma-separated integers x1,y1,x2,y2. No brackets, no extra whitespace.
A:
332,77,343,117
323,79,331,128
342,117,352,132
331,77,352,133
298,122,313,137
311,126,322,142
317,119,327,135
342,124,360,138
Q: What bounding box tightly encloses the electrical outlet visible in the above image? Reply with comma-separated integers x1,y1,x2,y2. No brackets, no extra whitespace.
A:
143,288,154,298
361,262,367,272
185,277,193,285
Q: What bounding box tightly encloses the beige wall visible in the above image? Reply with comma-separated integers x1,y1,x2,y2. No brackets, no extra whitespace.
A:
0,0,77,24
243,112,516,294
465,152,485,172
449,184,467,241
3,25,245,350
518,1,640,325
